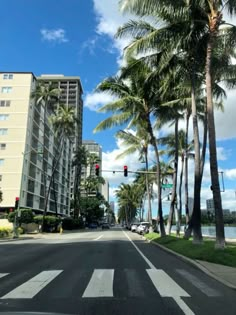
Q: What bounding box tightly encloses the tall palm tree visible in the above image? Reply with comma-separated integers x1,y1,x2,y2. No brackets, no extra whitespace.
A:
31,82,61,215
116,183,143,224
115,11,206,242
118,0,236,246
94,57,167,236
115,128,153,224
41,105,76,230
72,145,88,217
200,1,236,248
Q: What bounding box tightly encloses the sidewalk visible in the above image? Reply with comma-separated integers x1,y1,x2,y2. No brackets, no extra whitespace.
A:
146,237,236,290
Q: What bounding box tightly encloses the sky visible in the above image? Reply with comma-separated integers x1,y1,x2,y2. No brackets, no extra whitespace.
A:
1,0,236,217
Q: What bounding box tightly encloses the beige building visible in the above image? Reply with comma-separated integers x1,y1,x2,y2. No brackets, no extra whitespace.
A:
0,72,83,216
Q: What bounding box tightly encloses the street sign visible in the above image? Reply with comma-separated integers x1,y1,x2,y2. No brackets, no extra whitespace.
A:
162,184,173,188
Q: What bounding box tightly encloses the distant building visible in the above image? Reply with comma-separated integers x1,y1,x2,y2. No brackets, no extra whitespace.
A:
102,179,109,202
206,198,215,212
110,201,115,212
81,140,102,196
188,197,194,215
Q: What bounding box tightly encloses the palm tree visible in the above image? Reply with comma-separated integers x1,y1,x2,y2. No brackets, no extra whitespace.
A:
31,82,61,214
41,105,76,231
116,183,143,225
115,10,206,242
94,57,167,236
200,1,236,248
72,145,88,218
115,127,153,224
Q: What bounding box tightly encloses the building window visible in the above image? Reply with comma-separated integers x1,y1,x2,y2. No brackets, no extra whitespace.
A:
0,175,2,181
0,100,10,107
1,87,12,93
0,144,6,150
0,159,4,166
0,114,9,121
3,74,13,80
0,129,7,135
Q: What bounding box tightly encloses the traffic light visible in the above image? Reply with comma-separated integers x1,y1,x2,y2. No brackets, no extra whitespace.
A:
124,165,128,177
15,197,19,209
95,164,100,176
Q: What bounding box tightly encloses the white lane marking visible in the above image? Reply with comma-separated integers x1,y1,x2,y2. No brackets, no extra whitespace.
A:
1,270,63,299
122,231,194,315
173,296,195,315
82,269,114,298
93,235,104,241
0,273,9,279
147,269,194,315
176,269,221,297
122,230,155,269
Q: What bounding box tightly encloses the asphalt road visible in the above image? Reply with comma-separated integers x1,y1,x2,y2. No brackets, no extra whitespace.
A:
0,226,235,315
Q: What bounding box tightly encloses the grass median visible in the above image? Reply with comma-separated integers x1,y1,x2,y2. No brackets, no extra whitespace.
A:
145,232,236,267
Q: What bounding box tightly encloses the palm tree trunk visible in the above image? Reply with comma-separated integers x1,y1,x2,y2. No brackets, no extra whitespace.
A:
144,149,152,225
200,103,208,184
206,38,225,249
178,154,184,229
184,73,202,243
145,111,165,236
42,136,65,231
52,169,58,217
184,111,190,225
167,118,179,235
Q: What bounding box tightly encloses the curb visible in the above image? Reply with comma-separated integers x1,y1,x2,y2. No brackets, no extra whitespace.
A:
144,236,236,290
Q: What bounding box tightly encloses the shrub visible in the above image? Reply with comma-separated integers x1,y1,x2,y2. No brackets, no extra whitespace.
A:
8,209,34,225
62,217,84,230
17,227,25,234
0,227,12,238
34,215,61,232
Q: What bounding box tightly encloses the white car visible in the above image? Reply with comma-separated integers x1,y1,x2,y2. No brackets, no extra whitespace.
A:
136,222,150,234
131,223,139,232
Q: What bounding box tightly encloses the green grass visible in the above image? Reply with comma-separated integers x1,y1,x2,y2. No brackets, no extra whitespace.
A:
145,233,236,267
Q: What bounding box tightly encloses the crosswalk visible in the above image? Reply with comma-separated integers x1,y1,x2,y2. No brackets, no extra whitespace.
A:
0,268,221,300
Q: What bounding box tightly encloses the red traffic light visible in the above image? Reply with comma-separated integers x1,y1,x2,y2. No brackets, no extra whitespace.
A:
15,197,19,201
124,165,128,177
95,164,100,176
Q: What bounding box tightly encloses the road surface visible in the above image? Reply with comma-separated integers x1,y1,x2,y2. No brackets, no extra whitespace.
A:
0,227,235,315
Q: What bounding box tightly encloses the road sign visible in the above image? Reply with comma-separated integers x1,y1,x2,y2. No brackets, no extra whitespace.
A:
162,184,173,188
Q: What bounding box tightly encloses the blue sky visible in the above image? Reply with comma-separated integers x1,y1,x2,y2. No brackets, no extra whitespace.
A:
1,0,236,216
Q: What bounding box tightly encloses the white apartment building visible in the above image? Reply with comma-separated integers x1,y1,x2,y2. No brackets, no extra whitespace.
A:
0,72,83,216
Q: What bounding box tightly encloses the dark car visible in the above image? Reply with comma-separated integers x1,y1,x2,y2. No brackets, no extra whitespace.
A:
102,222,110,229
88,222,98,229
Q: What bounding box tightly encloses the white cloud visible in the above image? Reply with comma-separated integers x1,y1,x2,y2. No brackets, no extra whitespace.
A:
93,0,134,63
40,28,68,43
84,92,116,111
225,169,236,180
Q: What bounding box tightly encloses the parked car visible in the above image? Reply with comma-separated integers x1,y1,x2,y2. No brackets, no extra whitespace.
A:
131,223,139,232
102,222,110,229
136,222,150,234
88,222,98,229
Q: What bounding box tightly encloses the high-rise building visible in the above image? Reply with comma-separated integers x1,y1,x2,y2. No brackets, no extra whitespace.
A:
37,74,83,200
0,72,83,216
81,140,102,196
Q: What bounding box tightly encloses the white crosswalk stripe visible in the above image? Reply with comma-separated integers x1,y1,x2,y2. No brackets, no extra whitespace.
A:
82,269,114,298
176,269,221,297
0,268,220,302
0,270,63,299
